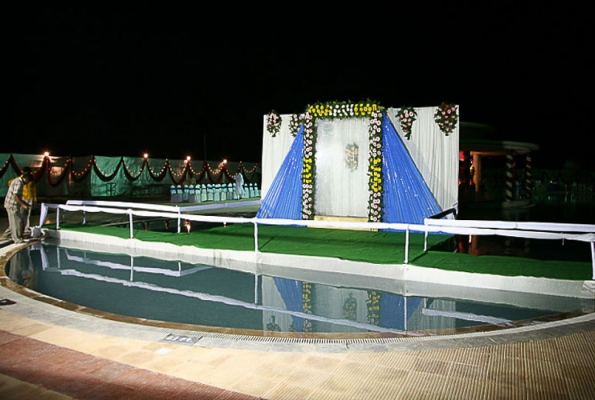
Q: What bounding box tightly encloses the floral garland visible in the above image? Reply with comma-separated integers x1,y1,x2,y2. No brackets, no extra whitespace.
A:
266,316,281,332
397,107,417,140
345,143,359,172
290,282,313,333
366,291,381,326
306,100,381,119
302,282,313,332
288,113,303,137
301,112,316,220
266,110,282,137
343,293,357,321
301,100,385,222
368,108,384,222
434,103,458,136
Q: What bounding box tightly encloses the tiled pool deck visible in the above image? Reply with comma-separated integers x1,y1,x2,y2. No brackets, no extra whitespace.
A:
2,217,595,398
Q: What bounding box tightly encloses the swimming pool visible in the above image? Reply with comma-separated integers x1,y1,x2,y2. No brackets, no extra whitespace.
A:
6,241,594,337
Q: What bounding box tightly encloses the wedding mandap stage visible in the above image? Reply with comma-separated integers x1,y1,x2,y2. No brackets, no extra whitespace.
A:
258,101,460,226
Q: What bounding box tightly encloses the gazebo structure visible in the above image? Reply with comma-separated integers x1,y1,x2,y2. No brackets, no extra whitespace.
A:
458,122,539,207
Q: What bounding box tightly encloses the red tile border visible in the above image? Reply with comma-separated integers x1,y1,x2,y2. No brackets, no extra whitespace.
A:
0,330,265,399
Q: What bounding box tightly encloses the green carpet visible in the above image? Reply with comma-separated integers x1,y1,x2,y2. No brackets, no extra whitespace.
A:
48,222,593,281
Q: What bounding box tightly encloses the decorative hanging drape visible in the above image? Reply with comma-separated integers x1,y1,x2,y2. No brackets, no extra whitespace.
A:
0,154,260,189
257,125,304,220
272,277,305,332
382,117,443,226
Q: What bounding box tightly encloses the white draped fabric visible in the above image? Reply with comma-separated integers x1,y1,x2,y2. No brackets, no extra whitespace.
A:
313,118,369,217
260,114,295,199
261,106,460,215
386,107,459,210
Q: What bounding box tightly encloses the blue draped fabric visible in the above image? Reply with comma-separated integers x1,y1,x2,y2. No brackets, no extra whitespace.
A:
272,277,304,331
379,294,423,330
256,126,304,220
382,117,442,226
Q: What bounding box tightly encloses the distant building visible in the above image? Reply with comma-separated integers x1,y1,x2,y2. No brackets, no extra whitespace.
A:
458,122,539,207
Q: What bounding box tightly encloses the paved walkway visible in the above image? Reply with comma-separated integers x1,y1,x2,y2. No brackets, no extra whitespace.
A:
1,215,595,399
2,290,594,399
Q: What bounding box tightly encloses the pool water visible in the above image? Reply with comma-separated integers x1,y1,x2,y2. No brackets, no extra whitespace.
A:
6,242,594,336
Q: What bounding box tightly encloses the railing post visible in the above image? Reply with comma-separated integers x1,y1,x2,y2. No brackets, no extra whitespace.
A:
177,206,181,233
56,207,60,230
424,226,429,252
82,209,86,225
404,225,410,264
254,274,259,304
39,203,48,228
591,242,595,280
128,210,134,238
254,220,259,253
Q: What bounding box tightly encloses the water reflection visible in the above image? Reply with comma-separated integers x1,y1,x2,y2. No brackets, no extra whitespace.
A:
6,245,37,289
5,243,593,335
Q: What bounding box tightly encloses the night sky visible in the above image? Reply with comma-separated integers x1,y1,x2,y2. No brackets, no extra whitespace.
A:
5,5,594,169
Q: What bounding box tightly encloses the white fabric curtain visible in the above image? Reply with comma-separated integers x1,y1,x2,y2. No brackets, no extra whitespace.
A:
386,107,459,210
261,106,460,214
314,118,369,217
260,114,296,199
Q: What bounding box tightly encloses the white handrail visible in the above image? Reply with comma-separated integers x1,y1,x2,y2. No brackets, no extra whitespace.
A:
39,202,595,278
424,217,595,234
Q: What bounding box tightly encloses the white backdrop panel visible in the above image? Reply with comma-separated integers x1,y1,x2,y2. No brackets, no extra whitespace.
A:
314,118,369,218
261,106,460,214
386,107,459,210
260,114,295,199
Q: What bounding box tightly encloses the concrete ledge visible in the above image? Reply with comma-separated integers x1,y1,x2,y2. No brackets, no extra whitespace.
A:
43,228,594,299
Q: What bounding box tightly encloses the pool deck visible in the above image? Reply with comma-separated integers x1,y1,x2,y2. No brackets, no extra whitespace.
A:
2,216,595,398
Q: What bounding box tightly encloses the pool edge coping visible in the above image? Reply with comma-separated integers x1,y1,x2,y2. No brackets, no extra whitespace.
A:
1,239,595,352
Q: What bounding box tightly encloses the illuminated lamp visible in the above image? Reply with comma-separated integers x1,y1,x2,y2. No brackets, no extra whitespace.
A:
144,153,149,159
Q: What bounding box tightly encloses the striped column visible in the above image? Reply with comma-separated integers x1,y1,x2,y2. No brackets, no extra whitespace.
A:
505,151,514,201
525,154,532,199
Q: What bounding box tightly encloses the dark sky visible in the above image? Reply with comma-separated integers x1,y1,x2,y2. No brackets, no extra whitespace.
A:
5,5,594,169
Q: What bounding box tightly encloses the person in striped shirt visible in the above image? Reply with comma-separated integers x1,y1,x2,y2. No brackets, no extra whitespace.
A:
3,171,34,244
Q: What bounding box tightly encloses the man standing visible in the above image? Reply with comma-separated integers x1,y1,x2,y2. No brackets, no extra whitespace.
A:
13,167,37,236
3,172,33,244
233,172,244,200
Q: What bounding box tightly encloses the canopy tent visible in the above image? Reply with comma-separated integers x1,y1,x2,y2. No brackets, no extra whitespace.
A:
1,154,260,199
258,102,459,225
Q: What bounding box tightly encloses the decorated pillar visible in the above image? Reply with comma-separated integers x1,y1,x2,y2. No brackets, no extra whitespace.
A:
505,151,515,202
473,152,482,193
525,153,532,199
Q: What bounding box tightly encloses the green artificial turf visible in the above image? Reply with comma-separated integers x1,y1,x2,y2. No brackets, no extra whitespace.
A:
48,222,593,281
413,251,591,281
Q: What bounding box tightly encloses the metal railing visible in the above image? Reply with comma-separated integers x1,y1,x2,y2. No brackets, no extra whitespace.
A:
38,200,595,279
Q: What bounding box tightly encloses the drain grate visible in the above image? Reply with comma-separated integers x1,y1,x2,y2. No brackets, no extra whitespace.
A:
161,333,202,345
193,332,418,345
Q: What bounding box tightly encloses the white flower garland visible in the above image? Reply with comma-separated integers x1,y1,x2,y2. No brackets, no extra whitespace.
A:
266,110,282,137
301,101,384,222
434,103,458,136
